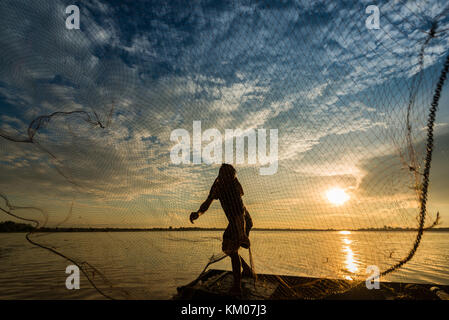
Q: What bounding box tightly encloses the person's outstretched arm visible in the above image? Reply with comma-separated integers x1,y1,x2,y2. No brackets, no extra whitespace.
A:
190,178,218,224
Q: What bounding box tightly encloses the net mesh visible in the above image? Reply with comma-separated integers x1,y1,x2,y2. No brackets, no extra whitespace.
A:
1,0,449,299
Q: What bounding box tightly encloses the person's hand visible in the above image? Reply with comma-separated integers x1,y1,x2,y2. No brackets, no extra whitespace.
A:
190,211,199,224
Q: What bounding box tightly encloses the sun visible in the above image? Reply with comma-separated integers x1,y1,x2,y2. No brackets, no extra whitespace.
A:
326,188,350,206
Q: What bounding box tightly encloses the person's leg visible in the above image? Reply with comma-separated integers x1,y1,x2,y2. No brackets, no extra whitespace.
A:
240,255,252,277
229,251,242,295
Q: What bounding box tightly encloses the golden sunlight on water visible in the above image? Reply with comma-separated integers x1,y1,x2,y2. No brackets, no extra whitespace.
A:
339,231,358,280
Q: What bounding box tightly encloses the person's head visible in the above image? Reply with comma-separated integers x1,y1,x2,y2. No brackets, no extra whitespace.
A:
218,163,236,181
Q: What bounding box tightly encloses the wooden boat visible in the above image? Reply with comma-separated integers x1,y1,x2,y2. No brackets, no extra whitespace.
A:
174,269,449,300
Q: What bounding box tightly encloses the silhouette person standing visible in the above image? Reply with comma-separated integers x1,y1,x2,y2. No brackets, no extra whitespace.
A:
190,164,254,296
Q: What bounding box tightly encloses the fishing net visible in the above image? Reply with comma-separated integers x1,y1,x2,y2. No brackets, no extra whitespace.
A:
1,0,449,299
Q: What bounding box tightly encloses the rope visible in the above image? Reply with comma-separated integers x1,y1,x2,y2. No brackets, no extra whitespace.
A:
0,193,115,299
402,22,437,177
381,50,449,277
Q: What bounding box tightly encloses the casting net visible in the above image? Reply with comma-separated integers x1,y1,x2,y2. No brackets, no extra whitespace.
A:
1,0,449,299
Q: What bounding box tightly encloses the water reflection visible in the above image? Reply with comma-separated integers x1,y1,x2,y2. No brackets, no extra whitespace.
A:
340,231,358,280
2,231,449,299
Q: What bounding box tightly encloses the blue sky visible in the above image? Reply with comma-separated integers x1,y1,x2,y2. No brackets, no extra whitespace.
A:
0,0,449,229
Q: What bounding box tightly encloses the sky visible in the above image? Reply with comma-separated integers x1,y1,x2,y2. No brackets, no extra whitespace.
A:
0,0,449,229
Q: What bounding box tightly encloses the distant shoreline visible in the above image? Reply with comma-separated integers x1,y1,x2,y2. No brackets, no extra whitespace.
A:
1,221,448,233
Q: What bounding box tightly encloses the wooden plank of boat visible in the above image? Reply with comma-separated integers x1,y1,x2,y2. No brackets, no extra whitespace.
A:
174,269,449,300
174,269,278,300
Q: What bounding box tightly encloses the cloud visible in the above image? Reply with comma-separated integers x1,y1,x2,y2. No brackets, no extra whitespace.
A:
1,0,449,227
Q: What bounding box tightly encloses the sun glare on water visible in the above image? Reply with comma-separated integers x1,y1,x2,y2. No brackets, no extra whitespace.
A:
326,188,350,206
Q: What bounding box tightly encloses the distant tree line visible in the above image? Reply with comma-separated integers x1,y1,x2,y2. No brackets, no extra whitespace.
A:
0,221,35,232
1,221,448,233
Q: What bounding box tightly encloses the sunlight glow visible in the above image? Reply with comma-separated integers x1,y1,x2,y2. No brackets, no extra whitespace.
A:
326,188,350,206
340,232,359,280
343,245,358,274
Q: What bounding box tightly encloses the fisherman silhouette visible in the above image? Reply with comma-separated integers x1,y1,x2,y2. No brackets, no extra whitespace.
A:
190,163,254,296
